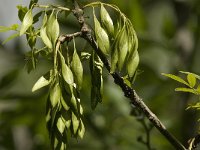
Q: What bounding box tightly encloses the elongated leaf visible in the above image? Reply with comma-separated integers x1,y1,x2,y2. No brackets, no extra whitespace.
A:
57,117,65,134
196,85,200,94
118,27,128,71
50,82,61,107
100,4,114,36
110,45,118,73
2,33,19,44
187,74,196,88
40,27,52,49
72,112,79,134
46,11,59,46
90,53,103,109
93,11,110,55
78,119,85,139
180,71,200,80
32,76,49,92
33,11,43,24
0,24,18,32
127,50,139,79
59,52,74,85
70,94,77,111
162,73,190,86
61,96,70,111
17,5,28,22
175,87,197,95
20,9,33,36
71,46,83,90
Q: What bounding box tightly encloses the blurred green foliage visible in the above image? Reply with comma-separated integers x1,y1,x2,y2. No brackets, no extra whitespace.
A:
0,0,200,149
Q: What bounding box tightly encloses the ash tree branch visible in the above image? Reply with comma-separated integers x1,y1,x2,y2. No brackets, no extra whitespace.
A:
59,1,187,150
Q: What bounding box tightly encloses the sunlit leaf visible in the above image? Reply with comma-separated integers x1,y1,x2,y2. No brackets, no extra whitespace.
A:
32,76,49,92
72,112,79,134
2,33,19,44
180,71,200,80
71,44,83,90
162,73,190,86
78,119,85,139
93,11,110,55
20,9,33,36
59,52,74,85
175,87,197,95
118,27,128,71
50,82,61,107
127,51,139,79
196,85,200,94
57,117,65,134
46,11,59,46
0,24,18,32
187,73,196,88
61,96,70,111
100,4,114,36
40,27,52,49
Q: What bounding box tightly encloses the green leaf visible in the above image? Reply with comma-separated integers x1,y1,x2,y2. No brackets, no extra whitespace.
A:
2,33,19,44
90,53,103,109
93,11,110,55
72,112,79,134
175,87,197,95
127,50,139,79
50,82,61,107
118,27,129,71
46,11,59,46
187,73,196,88
100,4,114,36
162,73,190,86
40,27,52,49
57,117,65,134
32,76,49,92
70,94,77,111
61,96,70,111
20,9,33,36
0,24,18,32
196,85,200,94
17,5,28,22
180,71,200,80
26,27,36,49
29,0,38,9
59,52,74,85
110,35,119,73
33,11,43,24
78,119,85,139
71,44,83,90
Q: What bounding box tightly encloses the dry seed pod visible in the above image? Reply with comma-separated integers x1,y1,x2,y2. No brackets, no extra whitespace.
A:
100,4,114,36
93,10,110,55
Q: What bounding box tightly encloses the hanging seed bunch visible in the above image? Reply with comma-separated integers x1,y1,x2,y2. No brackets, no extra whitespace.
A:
91,3,139,81
0,0,139,149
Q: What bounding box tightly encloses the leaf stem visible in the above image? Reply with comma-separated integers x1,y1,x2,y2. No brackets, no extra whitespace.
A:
34,4,71,11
